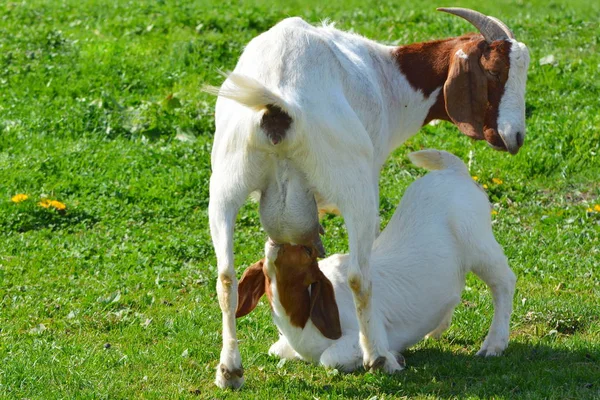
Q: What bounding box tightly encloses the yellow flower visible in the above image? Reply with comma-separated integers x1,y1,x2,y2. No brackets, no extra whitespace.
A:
587,208,594,212
49,200,66,210
482,184,489,189
38,199,51,208
38,199,67,211
492,178,503,185
11,194,29,203
38,199,66,210
595,205,600,212
491,210,498,215
472,176,479,181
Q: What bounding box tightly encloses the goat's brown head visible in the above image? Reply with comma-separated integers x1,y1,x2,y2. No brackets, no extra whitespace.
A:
236,242,342,340
395,8,530,154
439,8,530,155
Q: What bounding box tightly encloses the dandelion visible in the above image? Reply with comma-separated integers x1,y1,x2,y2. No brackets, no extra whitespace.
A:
39,199,51,208
49,200,66,210
491,210,498,215
482,184,488,189
472,176,479,181
587,208,593,212
595,205,600,212
38,199,66,211
492,178,503,185
11,194,29,203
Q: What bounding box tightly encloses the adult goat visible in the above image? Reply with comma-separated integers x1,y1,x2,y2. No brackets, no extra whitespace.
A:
206,7,529,389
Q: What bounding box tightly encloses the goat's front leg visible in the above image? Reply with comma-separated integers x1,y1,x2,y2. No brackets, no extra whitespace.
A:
209,173,252,389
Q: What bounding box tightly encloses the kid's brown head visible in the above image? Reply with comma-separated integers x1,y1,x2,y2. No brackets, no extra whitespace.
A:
236,243,341,340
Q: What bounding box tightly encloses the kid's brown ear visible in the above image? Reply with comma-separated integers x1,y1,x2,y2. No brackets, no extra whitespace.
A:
444,41,488,140
309,269,342,339
236,260,266,318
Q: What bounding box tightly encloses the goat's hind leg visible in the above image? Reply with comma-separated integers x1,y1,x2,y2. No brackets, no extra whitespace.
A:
210,156,262,389
312,156,402,374
471,240,516,357
426,306,456,340
342,183,402,372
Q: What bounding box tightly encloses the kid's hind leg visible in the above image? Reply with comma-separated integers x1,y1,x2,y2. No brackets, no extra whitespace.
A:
471,240,516,357
319,333,363,372
269,335,301,360
210,154,265,389
426,306,456,340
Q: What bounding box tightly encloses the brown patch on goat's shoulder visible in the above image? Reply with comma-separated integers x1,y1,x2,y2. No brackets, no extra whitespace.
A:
393,34,479,98
393,34,488,124
260,104,292,145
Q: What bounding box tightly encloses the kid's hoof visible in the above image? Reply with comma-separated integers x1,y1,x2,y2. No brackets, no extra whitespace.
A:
215,364,245,390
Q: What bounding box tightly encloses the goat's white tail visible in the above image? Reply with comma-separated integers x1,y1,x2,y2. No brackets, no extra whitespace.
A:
203,72,290,114
408,149,469,175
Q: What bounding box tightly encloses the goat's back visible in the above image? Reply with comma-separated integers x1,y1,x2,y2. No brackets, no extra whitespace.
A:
376,165,491,257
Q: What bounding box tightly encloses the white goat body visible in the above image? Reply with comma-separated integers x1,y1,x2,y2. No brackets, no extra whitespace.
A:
254,150,516,371
208,11,528,388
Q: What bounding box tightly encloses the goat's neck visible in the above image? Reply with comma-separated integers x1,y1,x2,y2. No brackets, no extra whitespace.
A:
391,34,480,124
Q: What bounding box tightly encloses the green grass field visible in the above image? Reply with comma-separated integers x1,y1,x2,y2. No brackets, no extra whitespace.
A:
1,0,599,398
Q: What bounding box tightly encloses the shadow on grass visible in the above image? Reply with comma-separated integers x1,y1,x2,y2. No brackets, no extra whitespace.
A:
3,207,99,233
243,343,600,399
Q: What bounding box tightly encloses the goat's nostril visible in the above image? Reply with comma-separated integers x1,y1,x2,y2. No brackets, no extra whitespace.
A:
516,131,524,147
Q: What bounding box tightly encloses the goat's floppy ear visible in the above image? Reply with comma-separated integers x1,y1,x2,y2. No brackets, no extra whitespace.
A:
236,259,266,318
444,42,488,140
309,269,342,339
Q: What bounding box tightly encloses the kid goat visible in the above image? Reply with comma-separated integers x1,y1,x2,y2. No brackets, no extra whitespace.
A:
207,8,529,388
237,150,517,371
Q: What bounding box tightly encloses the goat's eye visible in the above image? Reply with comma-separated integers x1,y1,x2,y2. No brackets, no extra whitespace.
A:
302,246,312,256
489,70,499,77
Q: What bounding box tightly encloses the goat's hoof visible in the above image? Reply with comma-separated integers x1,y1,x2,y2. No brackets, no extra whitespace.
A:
215,364,245,390
365,356,387,372
364,352,405,374
477,337,508,357
396,353,406,368
476,347,504,357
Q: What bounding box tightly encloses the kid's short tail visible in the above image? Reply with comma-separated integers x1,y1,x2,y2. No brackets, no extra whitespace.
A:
408,149,469,175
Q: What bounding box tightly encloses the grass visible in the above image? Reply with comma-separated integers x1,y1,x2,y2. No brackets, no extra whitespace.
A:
0,0,599,398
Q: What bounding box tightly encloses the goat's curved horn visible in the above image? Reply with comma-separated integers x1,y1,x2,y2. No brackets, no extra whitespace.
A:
437,7,514,43
488,16,515,39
